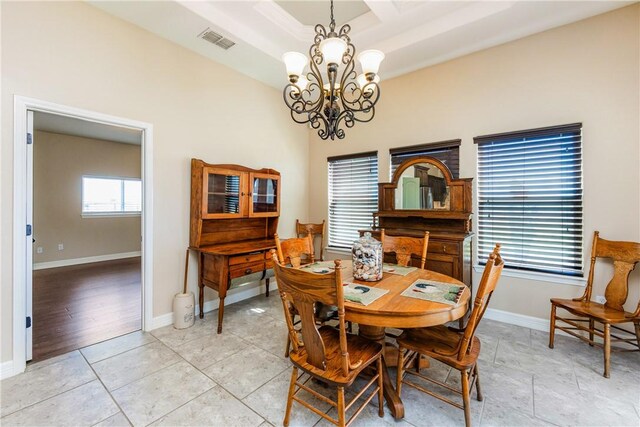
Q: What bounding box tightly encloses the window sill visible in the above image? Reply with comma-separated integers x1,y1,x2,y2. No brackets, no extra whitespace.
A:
82,212,141,218
473,265,586,287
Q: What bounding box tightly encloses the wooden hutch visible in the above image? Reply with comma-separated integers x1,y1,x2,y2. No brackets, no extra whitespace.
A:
189,159,280,333
365,156,474,292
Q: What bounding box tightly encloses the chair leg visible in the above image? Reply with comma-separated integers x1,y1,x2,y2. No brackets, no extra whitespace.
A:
337,386,346,427
460,369,472,427
265,278,270,297
283,367,298,427
377,357,384,417
603,323,611,378
396,347,405,397
549,304,557,349
634,321,640,350
589,319,595,346
474,363,483,402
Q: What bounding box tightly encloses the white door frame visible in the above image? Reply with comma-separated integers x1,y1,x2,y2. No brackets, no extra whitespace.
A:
13,95,154,374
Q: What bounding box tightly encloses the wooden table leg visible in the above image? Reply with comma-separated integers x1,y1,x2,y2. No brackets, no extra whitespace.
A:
358,324,404,419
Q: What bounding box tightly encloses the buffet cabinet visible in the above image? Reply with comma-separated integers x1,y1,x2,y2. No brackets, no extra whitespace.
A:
190,159,280,333
363,156,474,292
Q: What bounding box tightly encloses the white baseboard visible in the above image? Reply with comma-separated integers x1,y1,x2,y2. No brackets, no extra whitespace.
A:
485,308,551,332
33,251,142,270
1,360,17,380
149,280,278,331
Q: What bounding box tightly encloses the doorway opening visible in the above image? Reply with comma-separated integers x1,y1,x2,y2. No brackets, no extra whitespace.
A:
12,96,153,372
31,114,143,361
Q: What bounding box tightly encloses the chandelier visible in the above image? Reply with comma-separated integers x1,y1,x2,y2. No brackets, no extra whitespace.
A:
282,0,385,140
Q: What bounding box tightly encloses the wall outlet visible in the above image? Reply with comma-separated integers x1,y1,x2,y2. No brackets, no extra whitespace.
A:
58,243,64,251
36,247,43,254
595,295,606,304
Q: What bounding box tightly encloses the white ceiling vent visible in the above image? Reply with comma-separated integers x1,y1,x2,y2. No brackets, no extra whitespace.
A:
198,28,236,50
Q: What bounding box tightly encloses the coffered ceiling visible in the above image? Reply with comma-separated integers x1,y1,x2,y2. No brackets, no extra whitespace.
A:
89,1,633,89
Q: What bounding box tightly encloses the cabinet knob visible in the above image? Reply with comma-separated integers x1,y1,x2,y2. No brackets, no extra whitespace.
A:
245,268,253,275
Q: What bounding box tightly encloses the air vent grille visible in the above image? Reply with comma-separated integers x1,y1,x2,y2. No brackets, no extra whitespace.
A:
199,28,236,50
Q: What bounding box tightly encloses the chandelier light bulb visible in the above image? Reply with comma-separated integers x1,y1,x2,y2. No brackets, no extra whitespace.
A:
282,52,307,80
357,49,385,76
319,37,347,65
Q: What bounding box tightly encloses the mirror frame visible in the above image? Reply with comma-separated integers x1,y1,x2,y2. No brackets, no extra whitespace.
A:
391,156,454,187
378,155,472,214
390,156,453,211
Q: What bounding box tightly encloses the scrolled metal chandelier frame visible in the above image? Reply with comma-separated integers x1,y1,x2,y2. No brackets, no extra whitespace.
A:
282,0,384,140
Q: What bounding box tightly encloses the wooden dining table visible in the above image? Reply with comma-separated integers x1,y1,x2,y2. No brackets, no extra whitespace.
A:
339,260,471,419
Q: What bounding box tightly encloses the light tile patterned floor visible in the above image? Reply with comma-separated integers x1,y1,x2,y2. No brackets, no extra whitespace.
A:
1,294,639,426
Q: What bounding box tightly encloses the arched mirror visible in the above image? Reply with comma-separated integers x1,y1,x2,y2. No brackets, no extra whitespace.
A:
392,157,452,210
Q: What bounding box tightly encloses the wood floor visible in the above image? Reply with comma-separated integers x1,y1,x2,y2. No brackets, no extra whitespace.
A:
32,257,141,362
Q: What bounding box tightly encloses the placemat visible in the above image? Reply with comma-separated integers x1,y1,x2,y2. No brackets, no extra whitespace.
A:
342,282,389,306
299,261,338,274
401,279,465,306
382,263,417,276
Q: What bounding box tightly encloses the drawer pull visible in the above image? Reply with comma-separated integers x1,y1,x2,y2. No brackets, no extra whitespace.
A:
443,246,447,253
245,268,253,275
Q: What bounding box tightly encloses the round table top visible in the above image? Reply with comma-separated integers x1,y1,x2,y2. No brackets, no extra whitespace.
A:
341,261,470,329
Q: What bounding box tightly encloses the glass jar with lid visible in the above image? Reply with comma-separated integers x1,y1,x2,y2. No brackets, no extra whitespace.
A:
352,232,383,281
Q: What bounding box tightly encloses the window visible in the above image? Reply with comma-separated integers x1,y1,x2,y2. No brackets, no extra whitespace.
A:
328,152,378,249
390,139,460,179
475,123,583,277
82,176,142,215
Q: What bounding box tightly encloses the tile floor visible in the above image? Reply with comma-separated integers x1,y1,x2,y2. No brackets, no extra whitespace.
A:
1,294,639,426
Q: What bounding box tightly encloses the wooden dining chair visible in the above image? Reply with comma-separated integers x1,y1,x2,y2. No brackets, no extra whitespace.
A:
380,229,429,269
396,244,504,427
275,232,315,268
275,234,343,356
296,219,326,261
272,255,384,427
549,231,640,378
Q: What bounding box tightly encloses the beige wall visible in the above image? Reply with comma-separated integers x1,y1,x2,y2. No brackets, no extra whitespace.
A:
1,2,309,362
310,5,640,319
33,131,142,264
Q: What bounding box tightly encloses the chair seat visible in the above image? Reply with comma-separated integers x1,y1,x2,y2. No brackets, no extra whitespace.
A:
551,298,640,324
397,325,481,370
290,326,383,386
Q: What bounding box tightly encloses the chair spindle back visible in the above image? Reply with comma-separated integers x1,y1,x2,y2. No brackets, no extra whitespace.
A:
296,220,326,261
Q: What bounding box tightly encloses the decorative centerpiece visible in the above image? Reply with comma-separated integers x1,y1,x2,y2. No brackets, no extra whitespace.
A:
352,232,383,281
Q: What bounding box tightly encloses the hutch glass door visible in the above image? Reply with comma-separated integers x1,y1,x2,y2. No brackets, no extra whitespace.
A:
203,169,243,218
250,173,279,216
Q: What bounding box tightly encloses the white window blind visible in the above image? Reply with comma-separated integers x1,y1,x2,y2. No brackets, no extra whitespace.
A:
328,152,378,249
475,123,583,276
390,140,460,179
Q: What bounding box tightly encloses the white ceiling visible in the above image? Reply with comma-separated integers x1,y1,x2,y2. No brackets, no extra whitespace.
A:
89,1,633,89
34,112,142,145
